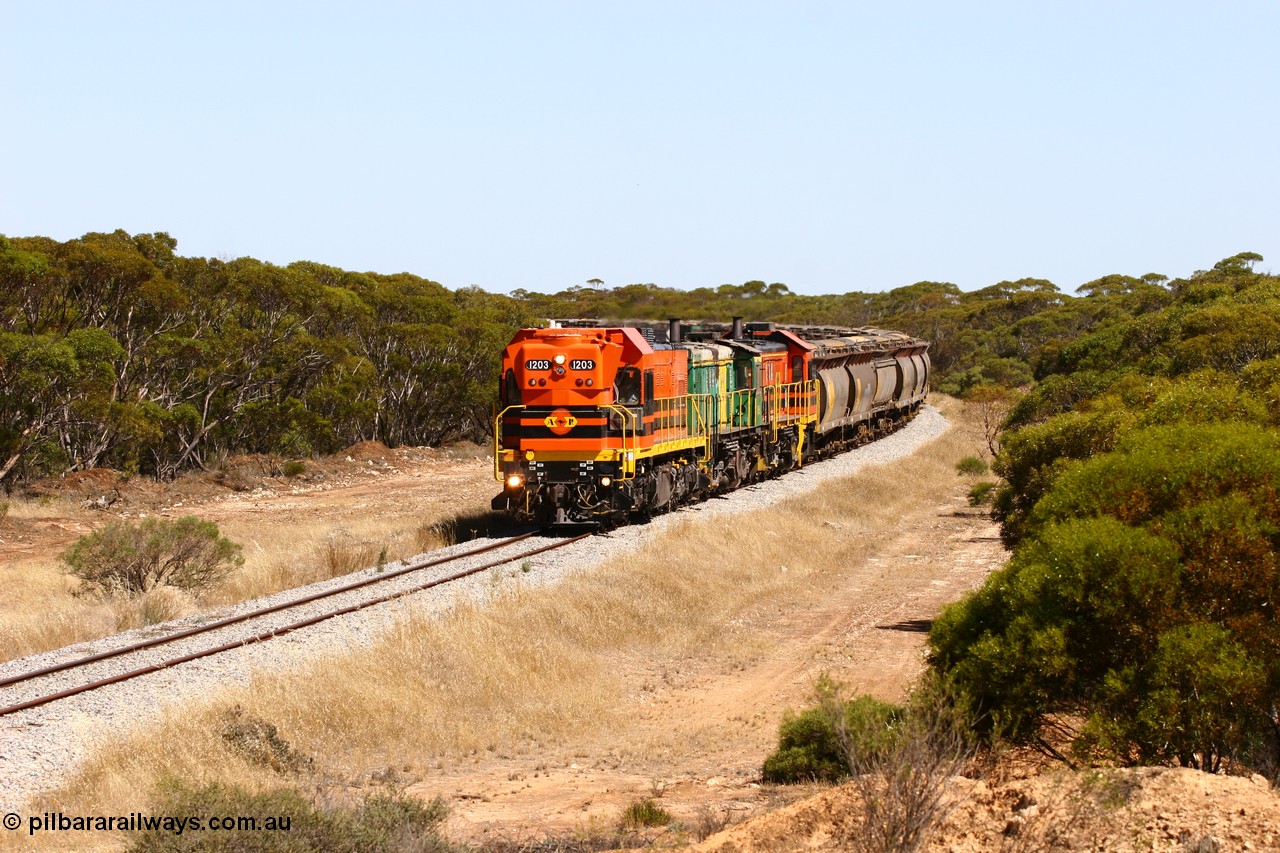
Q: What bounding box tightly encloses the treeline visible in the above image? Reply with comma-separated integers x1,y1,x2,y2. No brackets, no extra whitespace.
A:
930,251,1280,774
0,228,1261,489
0,230,535,483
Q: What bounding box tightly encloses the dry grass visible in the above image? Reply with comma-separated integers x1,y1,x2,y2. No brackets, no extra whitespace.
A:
210,516,448,606
0,506,450,663
0,556,209,661
2,495,95,523
9,398,987,851
0,556,114,660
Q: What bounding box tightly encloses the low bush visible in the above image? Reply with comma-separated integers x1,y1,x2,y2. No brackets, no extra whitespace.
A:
762,705,847,783
620,797,672,828
765,677,973,852
126,779,449,853
220,706,312,774
63,516,242,596
967,481,997,506
954,456,989,476
763,680,903,784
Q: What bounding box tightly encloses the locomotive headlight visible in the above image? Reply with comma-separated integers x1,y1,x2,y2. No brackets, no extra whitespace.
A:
554,353,566,365
506,474,523,490
600,476,612,487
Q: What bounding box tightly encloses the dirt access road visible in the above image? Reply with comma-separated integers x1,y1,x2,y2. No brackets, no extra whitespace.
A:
407,468,1007,844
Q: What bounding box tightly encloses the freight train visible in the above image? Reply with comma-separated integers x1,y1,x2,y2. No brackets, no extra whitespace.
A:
492,318,930,527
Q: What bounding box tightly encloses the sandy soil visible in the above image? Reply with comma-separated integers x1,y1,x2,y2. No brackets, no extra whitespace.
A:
404,476,1013,847
681,767,1279,852
0,443,496,564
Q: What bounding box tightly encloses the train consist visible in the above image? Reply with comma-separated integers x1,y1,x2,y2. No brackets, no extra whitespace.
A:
492,318,930,527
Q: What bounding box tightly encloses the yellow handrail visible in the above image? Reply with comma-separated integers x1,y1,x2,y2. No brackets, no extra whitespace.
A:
648,391,714,450
725,387,758,428
766,379,820,436
493,404,525,480
601,404,640,479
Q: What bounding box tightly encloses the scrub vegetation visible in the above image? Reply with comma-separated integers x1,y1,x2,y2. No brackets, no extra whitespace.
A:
0,227,1220,488
0,506,455,662
764,253,1280,816
929,250,1280,777
63,516,242,596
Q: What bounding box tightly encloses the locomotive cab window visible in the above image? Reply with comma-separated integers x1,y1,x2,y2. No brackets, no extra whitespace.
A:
614,366,641,405
503,369,521,405
643,370,655,403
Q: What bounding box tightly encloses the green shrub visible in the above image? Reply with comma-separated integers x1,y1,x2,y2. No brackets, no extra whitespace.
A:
1025,422,1280,539
1079,623,1269,771
1133,371,1268,429
935,357,1033,397
934,422,1280,767
281,460,307,478
1004,371,1120,428
620,798,672,828
763,690,903,783
63,516,243,596
930,517,1184,743
954,456,988,476
967,481,997,506
992,408,1129,544
762,706,846,783
126,779,449,853
936,253,1280,776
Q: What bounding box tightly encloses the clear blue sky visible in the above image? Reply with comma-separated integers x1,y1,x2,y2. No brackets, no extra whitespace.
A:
3,1,1276,296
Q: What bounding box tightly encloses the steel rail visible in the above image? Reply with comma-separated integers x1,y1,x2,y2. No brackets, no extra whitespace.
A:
0,532,570,696
0,533,590,717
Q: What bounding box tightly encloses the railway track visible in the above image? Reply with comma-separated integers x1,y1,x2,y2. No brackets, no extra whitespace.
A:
0,532,591,718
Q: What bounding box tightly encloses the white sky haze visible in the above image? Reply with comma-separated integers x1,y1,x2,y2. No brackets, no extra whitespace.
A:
3,1,1277,295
